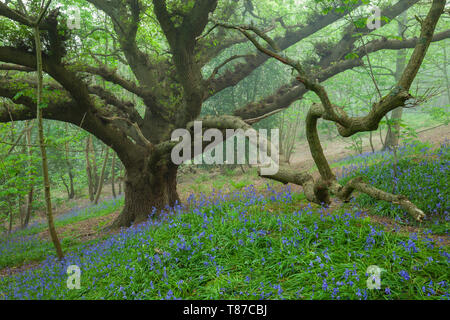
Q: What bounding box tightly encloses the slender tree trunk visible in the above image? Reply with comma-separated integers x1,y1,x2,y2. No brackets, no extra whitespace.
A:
384,11,407,150
442,46,450,117
90,139,99,192
7,199,13,235
61,174,70,197
64,123,75,199
23,187,34,228
34,24,64,260
68,170,75,199
379,125,385,147
118,171,122,195
23,120,34,228
19,202,25,227
384,108,403,150
94,147,110,204
111,152,116,198
85,136,95,202
369,131,375,153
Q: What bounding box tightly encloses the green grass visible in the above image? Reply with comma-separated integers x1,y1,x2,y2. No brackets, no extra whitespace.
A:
0,188,448,300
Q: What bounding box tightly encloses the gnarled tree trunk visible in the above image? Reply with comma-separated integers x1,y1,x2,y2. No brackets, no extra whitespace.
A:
111,155,179,228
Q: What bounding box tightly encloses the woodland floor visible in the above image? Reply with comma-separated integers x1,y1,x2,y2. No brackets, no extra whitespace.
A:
0,124,448,279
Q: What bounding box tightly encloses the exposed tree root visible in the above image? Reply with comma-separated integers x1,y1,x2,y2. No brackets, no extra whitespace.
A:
260,170,425,222
343,178,425,222
258,167,329,204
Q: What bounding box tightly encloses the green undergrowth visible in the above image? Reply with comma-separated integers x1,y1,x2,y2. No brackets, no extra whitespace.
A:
0,189,448,300
1,141,448,300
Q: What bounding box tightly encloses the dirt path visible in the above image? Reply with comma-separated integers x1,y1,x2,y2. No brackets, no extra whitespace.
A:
38,211,119,243
3,190,122,234
0,261,41,278
0,211,120,278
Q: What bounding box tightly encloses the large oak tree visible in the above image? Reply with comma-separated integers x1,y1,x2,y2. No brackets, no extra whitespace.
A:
0,0,448,227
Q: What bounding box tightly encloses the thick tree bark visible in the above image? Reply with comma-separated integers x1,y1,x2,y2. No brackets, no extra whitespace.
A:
306,104,335,181
258,166,329,205
111,157,180,228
